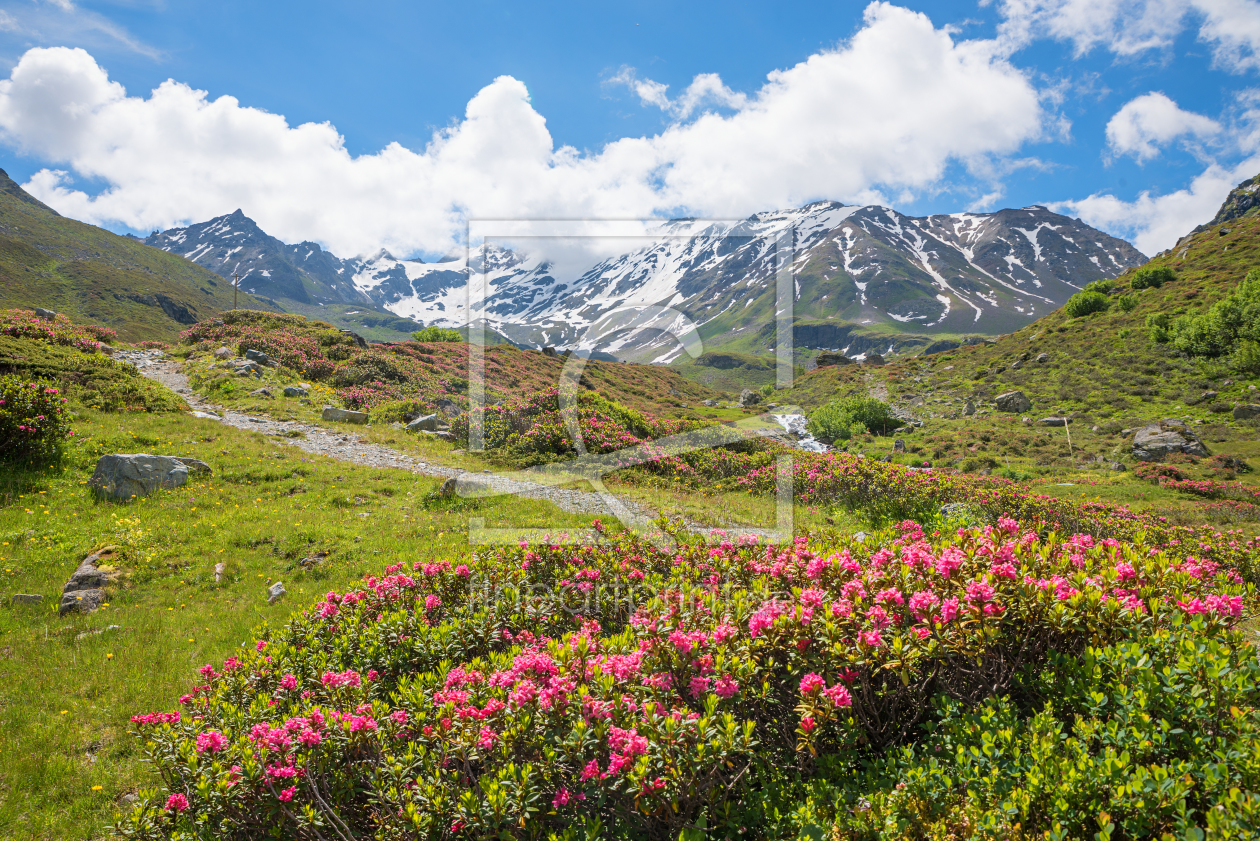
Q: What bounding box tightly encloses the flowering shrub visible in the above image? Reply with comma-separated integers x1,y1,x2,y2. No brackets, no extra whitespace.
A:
0,308,110,353
116,518,1251,838
0,375,72,465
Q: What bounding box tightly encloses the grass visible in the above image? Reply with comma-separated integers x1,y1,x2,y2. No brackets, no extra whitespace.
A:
0,405,601,840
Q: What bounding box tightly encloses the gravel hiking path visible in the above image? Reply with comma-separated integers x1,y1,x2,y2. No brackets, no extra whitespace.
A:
125,350,655,524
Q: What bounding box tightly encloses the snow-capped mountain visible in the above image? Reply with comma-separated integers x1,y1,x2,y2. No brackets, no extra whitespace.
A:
149,202,1144,360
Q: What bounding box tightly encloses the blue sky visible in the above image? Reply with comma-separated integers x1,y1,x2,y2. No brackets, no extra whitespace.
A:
1,0,1259,259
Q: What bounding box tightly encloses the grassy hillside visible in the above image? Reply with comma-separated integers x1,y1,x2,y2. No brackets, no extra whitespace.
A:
175,309,722,421
0,170,275,343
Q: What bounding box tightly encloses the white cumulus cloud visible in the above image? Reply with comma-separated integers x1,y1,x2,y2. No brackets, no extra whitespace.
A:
1053,159,1260,254
991,0,1260,72
1106,92,1222,161
0,3,1048,258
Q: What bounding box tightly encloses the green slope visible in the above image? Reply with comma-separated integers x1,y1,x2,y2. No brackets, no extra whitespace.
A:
0,169,276,342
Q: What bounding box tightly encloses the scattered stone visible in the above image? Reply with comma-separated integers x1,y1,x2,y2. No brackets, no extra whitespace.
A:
244,349,272,366
267,581,287,604
815,352,854,367
59,547,121,616
192,411,222,422
10,594,42,605
406,414,440,432
390,422,405,430
283,385,308,398
861,353,886,366
994,390,1032,413
893,438,906,453
35,307,57,320
436,476,458,499
1010,360,1023,370
340,330,368,349
1038,417,1068,427
75,624,121,642
321,407,369,424
228,360,264,377
852,532,868,543
248,388,273,398
702,400,716,407
1233,404,1260,420
435,398,462,417
89,454,212,501
1036,353,1049,363
299,551,330,569
542,346,559,358
962,400,976,416
214,562,225,583
738,389,761,407
993,365,1006,375
1132,420,1210,461
213,346,234,360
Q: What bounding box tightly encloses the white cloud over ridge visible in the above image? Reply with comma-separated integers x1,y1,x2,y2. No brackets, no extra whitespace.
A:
0,3,1047,258
990,0,1260,72
1106,92,1222,161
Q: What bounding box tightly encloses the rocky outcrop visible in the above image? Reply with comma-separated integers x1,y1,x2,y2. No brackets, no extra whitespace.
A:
89,454,212,501
1208,173,1260,227
815,352,855,367
1233,404,1260,420
738,389,761,407
1132,420,1210,461
60,547,120,616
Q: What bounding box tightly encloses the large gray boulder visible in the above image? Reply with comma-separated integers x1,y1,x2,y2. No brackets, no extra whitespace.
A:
815,352,854,367
406,414,440,432
283,385,308,398
90,454,212,501
738,389,761,407
861,353,886,366
1233,403,1260,420
435,398,462,417
322,407,369,424
1132,420,1210,461
994,391,1032,413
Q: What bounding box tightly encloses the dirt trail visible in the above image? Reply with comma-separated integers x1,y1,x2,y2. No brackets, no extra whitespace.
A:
126,350,654,523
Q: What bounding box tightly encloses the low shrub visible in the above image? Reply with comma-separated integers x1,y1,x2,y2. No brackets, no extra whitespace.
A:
807,397,898,442
1132,462,1188,483
1083,278,1115,295
411,326,464,343
0,375,72,465
1130,265,1174,289
114,519,1252,839
1064,290,1110,318
1161,269,1260,358
1115,293,1138,312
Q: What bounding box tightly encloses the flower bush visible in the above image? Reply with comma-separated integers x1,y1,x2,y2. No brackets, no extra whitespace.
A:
0,375,72,465
0,308,111,353
115,518,1252,839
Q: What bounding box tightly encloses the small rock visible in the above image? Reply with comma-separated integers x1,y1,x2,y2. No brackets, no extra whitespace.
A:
10,594,42,605
214,562,225,583
893,438,906,452
59,588,106,617
852,532,868,543
1202,391,1219,401
283,386,308,398
192,411,221,421
321,407,370,424
994,390,1032,413
436,477,458,499
1010,360,1023,370
406,414,440,432
213,346,234,360
267,581,287,604
542,346,559,358
249,388,273,398
244,349,273,367
1038,417,1068,427
815,352,854,367
962,400,976,416
75,624,121,642
435,398,462,417
861,353,886,366
34,307,56,320
1036,353,1049,363
1233,404,1260,420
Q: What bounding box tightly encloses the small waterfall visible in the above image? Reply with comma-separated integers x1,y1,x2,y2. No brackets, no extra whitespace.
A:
770,413,828,453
